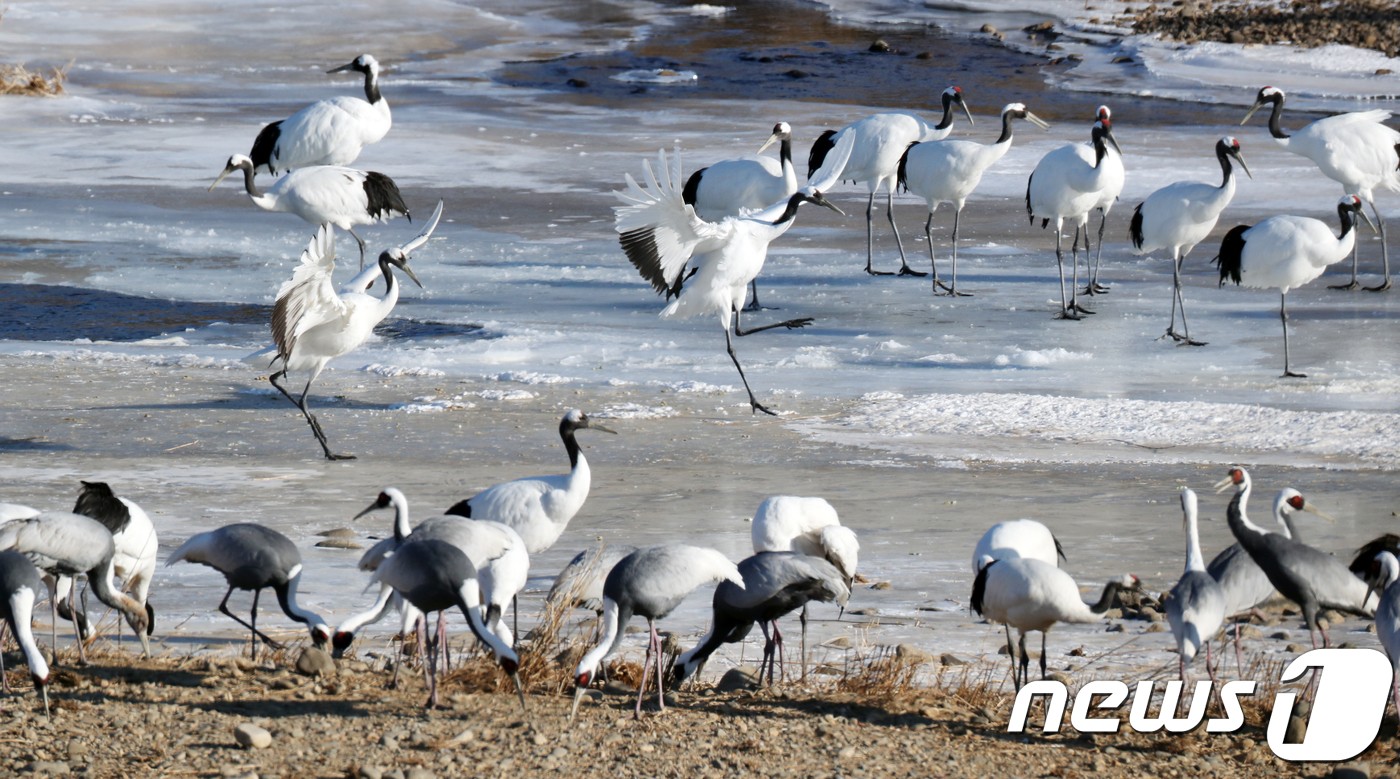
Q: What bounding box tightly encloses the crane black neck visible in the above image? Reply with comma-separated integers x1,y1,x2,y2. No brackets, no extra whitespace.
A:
236,162,263,198
560,417,583,469
779,137,792,169
773,193,805,225
995,111,1017,145
1337,202,1359,238
1215,142,1235,187
362,67,382,105
376,254,401,296
1263,95,1289,140
934,92,957,131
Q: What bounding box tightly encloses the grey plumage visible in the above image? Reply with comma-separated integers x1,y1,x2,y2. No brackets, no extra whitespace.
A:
0,549,50,714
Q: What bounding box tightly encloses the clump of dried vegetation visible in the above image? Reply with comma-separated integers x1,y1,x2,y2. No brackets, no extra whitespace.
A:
0,9,67,96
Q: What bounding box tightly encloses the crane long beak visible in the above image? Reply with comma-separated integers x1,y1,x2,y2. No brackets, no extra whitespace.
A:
1357,206,1379,235
400,263,424,289
352,501,380,521
959,101,975,126
1240,101,1265,126
1025,111,1051,131
1302,500,1336,523
511,671,528,713
589,423,618,434
812,191,846,216
757,132,781,155
1104,130,1124,157
37,677,49,718
327,61,356,74
208,165,235,192
569,684,587,721
1234,152,1253,180
1213,475,1236,494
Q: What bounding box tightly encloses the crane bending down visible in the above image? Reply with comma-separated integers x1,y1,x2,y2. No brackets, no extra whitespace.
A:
684,121,797,310
1164,487,1225,681
0,511,151,662
1129,136,1251,345
255,202,440,460
0,550,50,715
614,132,854,415
209,155,410,269
670,551,849,688
898,102,1050,295
58,480,157,643
571,544,743,720
1214,195,1372,377
807,86,973,276
1215,466,1374,648
972,557,1137,690
250,54,392,176
166,523,331,658
1026,118,1124,319
1242,86,1400,291
369,537,526,710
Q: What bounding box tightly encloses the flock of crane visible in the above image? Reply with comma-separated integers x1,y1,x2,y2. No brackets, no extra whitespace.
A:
3,53,1398,724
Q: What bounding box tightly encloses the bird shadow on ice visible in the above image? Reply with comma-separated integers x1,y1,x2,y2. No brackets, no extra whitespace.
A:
0,435,73,451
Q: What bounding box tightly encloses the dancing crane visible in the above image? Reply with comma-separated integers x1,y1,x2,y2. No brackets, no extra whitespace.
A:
1026,118,1123,319
0,550,50,715
166,523,331,658
670,551,849,687
255,202,439,460
684,121,797,310
369,537,526,710
899,102,1049,295
570,544,742,719
807,86,973,276
209,155,410,269
614,132,853,415
1164,487,1225,681
250,54,392,175
1214,195,1373,377
972,557,1137,690
1241,86,1400,291
1215,465,1373,648
1129,136,1251,345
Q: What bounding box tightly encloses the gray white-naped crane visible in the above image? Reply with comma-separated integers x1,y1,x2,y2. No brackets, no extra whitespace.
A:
1026,118,1124,319
570,544,742,720
57,481,157,644
334,487,528,659
1241,86,1400,291
444,410,615,554
614,132,854,415
166,523,331,658
0,550,50,715
254,202,439,460
1083,105,1125,296
807,86,974,276
898,103,1050,295
1216,466,1374,649
1361,551,1400,716
1214,194,1373,377
0,510,151,661
1164,487,1225,682
209,154,410,269
1207,485,1332,668
670,551,849,688
369,537,526,710
1129,136,1252,345
250,54,392,175
750,495,858,676
684,121,797,311
972,556,1137,690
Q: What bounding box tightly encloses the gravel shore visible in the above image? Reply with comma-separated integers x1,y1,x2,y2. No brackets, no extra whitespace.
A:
1126,0,1400,61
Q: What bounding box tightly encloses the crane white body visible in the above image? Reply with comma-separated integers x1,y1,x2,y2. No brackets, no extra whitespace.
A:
615,135,852,415
1027,119,1123,319
899,103,1049,295
750,495,858,584
809,86,973,275
1242,86,1400,290
58,481,158,642
1083,105,1125,295
1130,136,1250,345
971,518,1063,573
251,54,392,175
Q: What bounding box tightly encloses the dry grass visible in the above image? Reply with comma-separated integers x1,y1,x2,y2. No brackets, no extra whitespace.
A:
0,62,66,96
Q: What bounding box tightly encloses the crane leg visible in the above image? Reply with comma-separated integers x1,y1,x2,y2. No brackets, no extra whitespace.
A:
865,192,892,276
948,208,971,296
1070,226,1095,315
732,305,813,337
1053,227,1081,320
888,188,923,277
1017,632,1030,690
1364,200,1391,291
723,322,776,416
217,586,282,658
349,228,368,272
654,622,667,712
1279,292,1306,378
270,370,356,460
798,604,809,682
1082,208,1111,295
1205,641,1217,685
1039,631,1049,681
742,279,771,312
636,620,656,718
773,620,786,684
926,212,948,295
